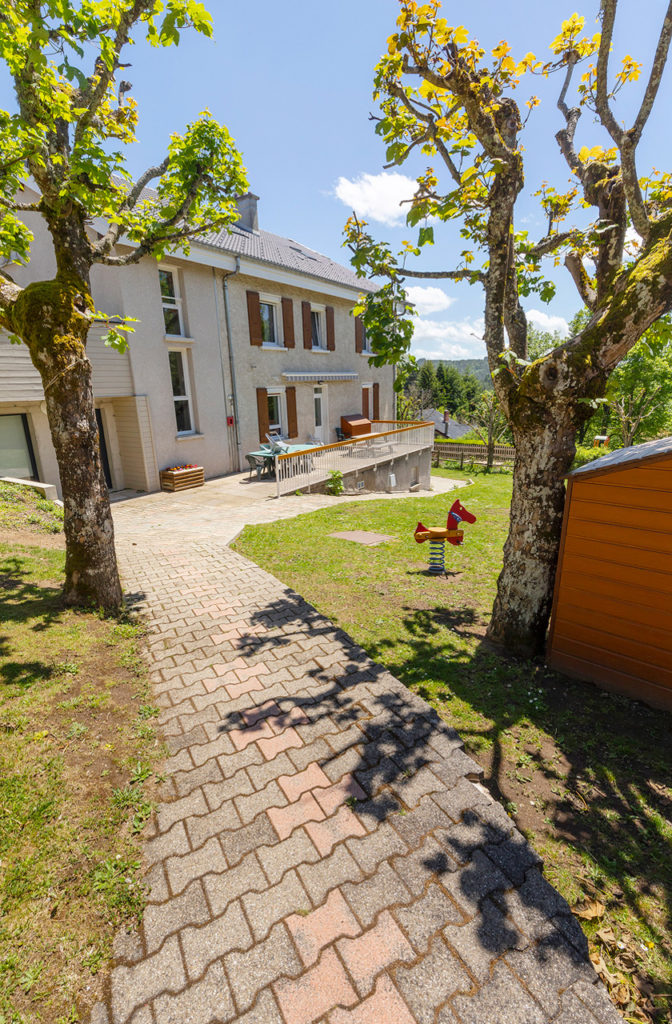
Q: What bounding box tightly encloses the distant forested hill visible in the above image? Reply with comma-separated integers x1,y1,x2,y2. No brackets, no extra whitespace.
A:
418,357,492,388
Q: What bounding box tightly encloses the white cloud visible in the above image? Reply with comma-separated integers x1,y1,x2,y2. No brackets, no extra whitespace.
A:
411,316,486,360
405,285,455,316
333,171,416,227
526,309,569,337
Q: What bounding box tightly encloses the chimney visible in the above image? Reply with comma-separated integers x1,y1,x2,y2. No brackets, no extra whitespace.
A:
235,193,259,233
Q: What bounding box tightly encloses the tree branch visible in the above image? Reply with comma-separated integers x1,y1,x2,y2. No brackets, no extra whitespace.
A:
398,267,485,283
564,252,597,309
528,231,575,259
595,0,623,142
388,83,462,186
632,1,672,143
74,0,157,144
0,270,23,330
93,158,169,257
555,55,582,176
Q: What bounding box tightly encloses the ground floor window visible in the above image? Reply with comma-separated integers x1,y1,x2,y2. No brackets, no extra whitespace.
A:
0,413,38,480
168,349,194,434
267,390,286,434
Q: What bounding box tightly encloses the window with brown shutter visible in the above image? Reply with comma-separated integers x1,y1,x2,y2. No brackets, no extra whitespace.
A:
282,297,295,348
302,301,312,349
286,386,298,438
355,316,364,354
373,382,380,420
256,387,269,442
326,306,335,351
247,291,263,346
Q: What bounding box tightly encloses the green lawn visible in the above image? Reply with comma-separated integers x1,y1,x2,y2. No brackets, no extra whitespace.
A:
234,470,672,1023
0,489,162,1024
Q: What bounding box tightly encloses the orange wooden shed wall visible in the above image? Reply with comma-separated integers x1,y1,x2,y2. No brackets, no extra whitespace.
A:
547,454,672,710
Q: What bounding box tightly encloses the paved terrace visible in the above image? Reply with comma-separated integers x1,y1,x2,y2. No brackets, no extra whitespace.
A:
92,477,622,1024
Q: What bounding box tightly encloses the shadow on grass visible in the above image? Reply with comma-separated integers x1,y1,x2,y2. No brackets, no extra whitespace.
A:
222,586,671,1013
374,603,672,983
208,587,607,1010
0,553,63,686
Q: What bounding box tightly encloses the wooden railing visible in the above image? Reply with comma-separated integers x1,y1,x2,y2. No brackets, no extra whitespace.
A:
432,441,516,466
276,420,435,496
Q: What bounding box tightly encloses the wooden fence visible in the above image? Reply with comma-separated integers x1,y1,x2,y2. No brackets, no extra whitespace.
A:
432,442,516,468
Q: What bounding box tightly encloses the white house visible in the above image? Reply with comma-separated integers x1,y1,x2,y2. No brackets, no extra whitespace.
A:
0,193,394,496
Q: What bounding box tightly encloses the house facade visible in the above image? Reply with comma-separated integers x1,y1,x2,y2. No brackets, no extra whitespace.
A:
0,194,393,496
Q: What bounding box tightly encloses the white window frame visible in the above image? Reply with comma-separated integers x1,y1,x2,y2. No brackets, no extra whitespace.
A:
168,347,195,436
159,265,185,338
361,325,373,354
259,292,284,348
310,303,326,350
266,386,287,435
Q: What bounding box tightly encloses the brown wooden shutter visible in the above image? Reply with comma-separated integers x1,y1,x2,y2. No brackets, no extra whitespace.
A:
362,387,369,418
286,386,298,439
247,291,263,346
355,316,364,354
326,306,335,351
256,387,269,442
281,297,295,348
302,301,312,349
373,382,380,420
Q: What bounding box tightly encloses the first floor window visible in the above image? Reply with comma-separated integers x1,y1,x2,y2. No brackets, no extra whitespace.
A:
168,350,194,433
260,301,278,345
311,309,324,348
159,267,184,336
0,413,37,479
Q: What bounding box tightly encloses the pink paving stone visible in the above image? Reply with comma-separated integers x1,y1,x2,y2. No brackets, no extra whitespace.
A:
269,706,311,734
229,718,275,751
226,677,265,700
273,947,357,1024
210,629,243,644
203,676,225,693
234,663,270,683
304,805,366,857
329,975,416,1024
313,775,367,816
213,657,248,677
267,791,325,841
240,700,283,728
258,727,303,761
278,763,331,803
336,911,415,995
286,888,361,967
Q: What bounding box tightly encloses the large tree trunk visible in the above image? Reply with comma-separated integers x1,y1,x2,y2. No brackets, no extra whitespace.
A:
486,414,578,656
12,273,123,611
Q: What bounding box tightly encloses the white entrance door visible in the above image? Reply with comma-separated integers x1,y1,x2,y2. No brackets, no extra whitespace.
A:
313,386,327,443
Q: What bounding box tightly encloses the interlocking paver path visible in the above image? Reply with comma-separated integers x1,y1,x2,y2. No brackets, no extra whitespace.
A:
92,480,622,1024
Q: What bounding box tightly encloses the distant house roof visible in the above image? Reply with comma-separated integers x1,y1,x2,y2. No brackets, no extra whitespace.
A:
426,410,472,438
569,435,672,478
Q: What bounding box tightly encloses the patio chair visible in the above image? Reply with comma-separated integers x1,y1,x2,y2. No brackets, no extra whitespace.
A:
335,427,346,442
246,453,267,479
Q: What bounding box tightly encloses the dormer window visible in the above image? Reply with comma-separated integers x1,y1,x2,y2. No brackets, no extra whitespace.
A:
159,267,184,337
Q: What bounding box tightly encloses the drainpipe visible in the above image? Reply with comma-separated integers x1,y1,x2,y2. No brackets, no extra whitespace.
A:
220,257,243,471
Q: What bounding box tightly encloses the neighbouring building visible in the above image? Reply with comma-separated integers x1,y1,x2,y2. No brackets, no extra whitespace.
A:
0,192,393,496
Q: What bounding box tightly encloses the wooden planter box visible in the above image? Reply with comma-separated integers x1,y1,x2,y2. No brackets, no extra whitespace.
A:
159,466,204,492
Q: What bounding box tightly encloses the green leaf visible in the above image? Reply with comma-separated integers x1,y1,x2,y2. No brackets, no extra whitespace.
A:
418,225,434,247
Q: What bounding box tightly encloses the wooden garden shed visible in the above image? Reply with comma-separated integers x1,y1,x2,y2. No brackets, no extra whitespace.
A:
547,435,672,710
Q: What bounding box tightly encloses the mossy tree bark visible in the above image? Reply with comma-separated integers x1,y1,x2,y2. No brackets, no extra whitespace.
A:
10,226,122,610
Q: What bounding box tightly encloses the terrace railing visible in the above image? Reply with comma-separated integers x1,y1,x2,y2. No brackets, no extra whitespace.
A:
275,420,434,497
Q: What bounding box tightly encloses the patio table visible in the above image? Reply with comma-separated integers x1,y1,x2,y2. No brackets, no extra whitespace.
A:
247,443,318,477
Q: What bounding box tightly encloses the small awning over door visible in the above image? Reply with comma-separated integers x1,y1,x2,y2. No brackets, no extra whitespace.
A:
281,371,358,383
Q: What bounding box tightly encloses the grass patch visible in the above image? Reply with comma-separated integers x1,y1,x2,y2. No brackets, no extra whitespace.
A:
0,481,64,535
233,471,672,1023
0,539,162,1024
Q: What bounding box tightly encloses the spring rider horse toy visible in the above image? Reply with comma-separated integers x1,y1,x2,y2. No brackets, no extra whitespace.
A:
414,498,477,575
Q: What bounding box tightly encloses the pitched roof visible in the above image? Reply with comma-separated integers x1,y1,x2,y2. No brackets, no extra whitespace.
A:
197,223,375,293
569,435,672,477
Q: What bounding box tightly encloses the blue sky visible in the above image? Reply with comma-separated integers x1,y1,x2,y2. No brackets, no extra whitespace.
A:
3,0,671,360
